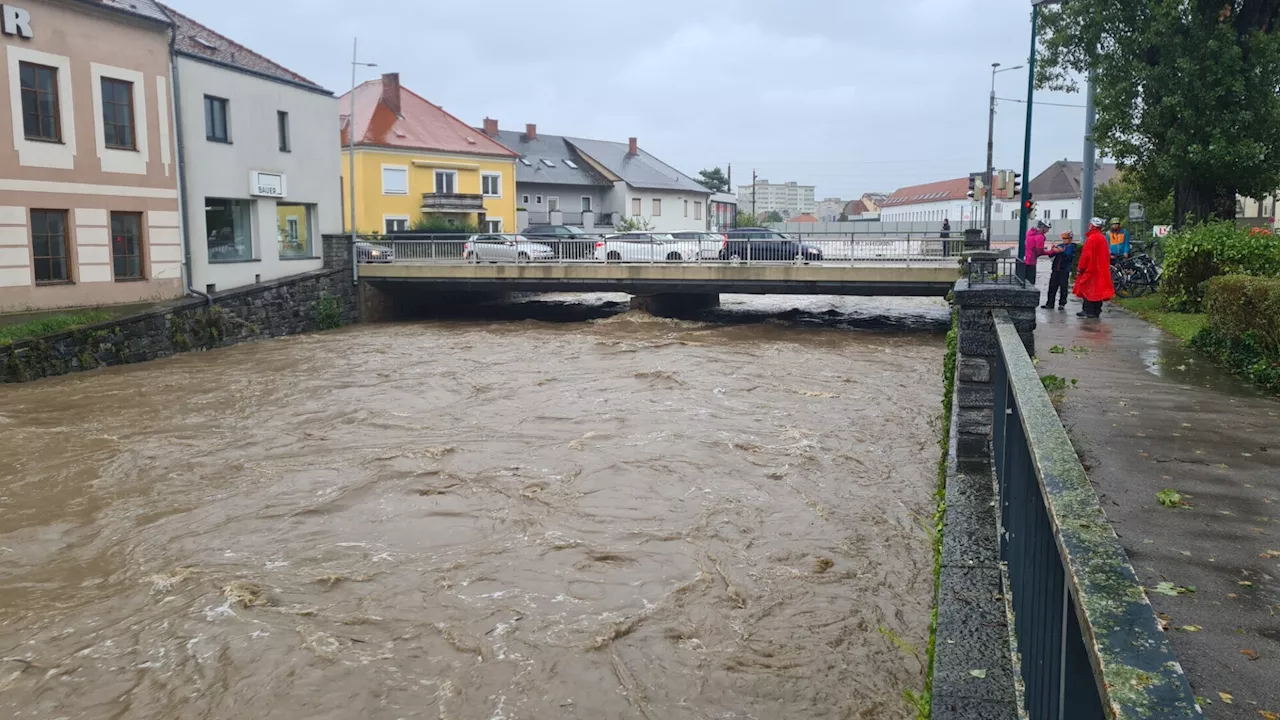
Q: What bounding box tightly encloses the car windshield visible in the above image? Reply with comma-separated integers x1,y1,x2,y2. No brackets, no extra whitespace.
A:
560,227,585,236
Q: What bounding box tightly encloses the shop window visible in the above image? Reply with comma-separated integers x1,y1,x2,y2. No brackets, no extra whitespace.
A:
277,203,314,258
206,198,254,262
110,212,144,280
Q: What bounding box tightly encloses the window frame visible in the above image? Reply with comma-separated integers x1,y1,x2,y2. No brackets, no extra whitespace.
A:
382,165,409,195
632,198,642,216
100,76,136,150
652,198,662,217
30,209,71,285
522,194,530,204
694,201,702,220
276,202,315,259
581,196,592,213
383,216,410,234
19,61,62,143
481,172,502,197
277,110,290,153
204,95,230,143
485,219,503,233
205,198,255,263
684,199,688,217
548,196,560,212
433,170,457,195
109,211,145,281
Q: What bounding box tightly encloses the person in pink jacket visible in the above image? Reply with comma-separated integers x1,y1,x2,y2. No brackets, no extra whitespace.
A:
1023,220,1051,283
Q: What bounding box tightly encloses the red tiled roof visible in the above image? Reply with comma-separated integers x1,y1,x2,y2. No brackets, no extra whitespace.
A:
162,5,327,91
880,177,971,207
338,77,517,158
790,213,819,223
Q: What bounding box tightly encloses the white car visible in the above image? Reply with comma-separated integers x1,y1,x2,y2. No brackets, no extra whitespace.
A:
594,232,695,262
463,235,555,262
671,231,728,260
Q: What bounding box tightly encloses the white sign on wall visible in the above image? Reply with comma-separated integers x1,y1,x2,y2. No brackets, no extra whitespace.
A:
2,4,34,38
249,171,286,198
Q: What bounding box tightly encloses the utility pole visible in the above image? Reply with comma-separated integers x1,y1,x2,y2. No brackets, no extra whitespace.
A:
752,169,757,219
348,39,377,244
988,62,1023,245
1079,69,1097,240
727,163,732,193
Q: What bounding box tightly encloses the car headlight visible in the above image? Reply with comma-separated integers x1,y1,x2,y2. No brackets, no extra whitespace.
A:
370,250,382,257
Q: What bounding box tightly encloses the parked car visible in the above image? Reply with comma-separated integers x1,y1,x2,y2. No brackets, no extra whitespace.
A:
670,231,728,260
720,228,823,262
463,235,555,262
521,224,598,260
355,240,394,263
594,233,693,262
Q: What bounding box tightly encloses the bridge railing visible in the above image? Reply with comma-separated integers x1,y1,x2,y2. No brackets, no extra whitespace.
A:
990,310,1201,719
351,232,975,266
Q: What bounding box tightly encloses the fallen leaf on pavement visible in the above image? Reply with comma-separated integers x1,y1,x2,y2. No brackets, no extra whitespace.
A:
1261,550,1280,559
1157,612,1172,631
1259,711,1278,720
1180,625,1202,632
1220,692,1234,704
1240,581,1255,587
1157,489,1189,508
969,669,987,679
1152,582,1180,596
1241,649,1260,660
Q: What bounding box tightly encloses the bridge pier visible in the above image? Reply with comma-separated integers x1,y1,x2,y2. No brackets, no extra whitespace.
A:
629,293,720,317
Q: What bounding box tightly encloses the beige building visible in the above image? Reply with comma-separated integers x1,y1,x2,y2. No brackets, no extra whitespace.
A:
0,0,182,313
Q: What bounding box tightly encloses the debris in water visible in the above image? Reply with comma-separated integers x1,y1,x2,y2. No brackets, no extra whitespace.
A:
813,557,835,574
145,567,195,593
223,581,268,608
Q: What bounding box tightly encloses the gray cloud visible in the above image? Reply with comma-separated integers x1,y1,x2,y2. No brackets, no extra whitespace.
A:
165,0,1089,198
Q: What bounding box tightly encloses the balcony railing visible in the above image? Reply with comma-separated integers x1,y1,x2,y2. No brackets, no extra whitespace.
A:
990,310,1200,719
421,193,485,212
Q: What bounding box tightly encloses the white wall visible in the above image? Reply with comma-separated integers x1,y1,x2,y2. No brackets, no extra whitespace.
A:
175,56,341,293
880,199,978,224
621,186,712,232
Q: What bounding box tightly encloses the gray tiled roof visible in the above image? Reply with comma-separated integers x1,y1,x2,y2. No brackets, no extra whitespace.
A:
485,129,611,187
1030,160,1120,200
162,4,330,93
565,137,710,194
81,0,170,24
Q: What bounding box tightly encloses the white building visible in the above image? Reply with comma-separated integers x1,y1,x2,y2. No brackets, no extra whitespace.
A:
168,7,341,294
1025,160,1119,223
737,180,815,217
814,197,845,222
879,177,983,224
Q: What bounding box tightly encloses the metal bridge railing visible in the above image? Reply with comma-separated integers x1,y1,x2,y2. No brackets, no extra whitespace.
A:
991,311,1201,719
350,232,977,267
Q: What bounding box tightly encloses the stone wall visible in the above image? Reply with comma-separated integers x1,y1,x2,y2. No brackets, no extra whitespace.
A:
951,279,1039,463
1,236,358,383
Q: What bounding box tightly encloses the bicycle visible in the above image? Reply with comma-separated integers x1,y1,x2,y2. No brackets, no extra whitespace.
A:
1112,252,1160,298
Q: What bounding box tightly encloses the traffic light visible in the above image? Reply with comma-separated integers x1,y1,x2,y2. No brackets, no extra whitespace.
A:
1011,172,1023,200
1022,193,1035,219
967,176,976,200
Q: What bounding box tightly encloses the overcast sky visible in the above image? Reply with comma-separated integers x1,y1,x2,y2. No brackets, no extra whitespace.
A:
165,0,1091,199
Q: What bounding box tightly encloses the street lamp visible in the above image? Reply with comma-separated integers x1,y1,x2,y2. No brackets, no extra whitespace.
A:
986,62,1024,244
349,39,377,248
1017,0,1064,278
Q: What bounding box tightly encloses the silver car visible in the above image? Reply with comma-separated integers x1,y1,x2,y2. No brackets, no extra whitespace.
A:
463,235,555,263
594,232,691,262
355,241,394,263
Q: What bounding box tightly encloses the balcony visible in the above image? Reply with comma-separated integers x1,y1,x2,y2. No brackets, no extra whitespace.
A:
421,193,486,213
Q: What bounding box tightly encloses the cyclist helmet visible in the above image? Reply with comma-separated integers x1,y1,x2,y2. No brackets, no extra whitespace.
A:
1089,217,1105,228
1036,220,1051,230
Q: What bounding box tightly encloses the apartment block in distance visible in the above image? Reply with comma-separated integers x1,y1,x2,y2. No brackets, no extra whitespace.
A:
1,0,183,313
736,179,815,218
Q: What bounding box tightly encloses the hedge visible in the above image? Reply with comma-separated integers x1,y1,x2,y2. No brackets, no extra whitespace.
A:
1189,275,1280,395
1162,222,1280,312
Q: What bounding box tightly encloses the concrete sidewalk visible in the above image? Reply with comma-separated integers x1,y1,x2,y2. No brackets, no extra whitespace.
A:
1033,286,1280,718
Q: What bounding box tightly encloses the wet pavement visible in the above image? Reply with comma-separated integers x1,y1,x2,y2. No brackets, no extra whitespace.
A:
0,294,948,720
1033,278,1280,718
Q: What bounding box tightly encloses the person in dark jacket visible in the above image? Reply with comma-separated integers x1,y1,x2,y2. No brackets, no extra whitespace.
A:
1042,231,1076,310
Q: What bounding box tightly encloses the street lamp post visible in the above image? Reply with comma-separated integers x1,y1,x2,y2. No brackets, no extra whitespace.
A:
348,39,377,247
987,62,1024,244
1018,0,1064,278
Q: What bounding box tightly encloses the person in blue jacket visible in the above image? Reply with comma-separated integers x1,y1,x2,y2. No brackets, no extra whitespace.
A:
1042,231,1077,310
1108,218,1131,257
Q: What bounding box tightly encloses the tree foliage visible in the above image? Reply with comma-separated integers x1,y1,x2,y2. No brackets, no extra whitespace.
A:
1093,171,1173,226
765,211,784,223
698,167,730,193
734,211,757,228
1036,0,1280,227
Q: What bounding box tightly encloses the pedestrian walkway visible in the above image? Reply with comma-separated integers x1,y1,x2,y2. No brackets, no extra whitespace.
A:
1031,263,1280,718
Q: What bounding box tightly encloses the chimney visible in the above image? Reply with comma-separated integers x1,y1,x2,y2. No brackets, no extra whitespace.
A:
628,137,638,155
483,117,499,136
380,73,401,116
525,123,537,141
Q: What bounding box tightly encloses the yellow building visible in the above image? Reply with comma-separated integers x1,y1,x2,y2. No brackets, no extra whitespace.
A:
338,73,517,234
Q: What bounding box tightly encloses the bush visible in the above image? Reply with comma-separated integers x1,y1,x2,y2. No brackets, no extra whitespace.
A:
1190,275,1280,394
409,216,480,234
1162,222,1280,311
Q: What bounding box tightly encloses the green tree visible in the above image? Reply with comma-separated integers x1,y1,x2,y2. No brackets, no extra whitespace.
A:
765,211,784,223
1037,0,1280,227
1093,171,1173,226
734,210,757,228
698,167,730,193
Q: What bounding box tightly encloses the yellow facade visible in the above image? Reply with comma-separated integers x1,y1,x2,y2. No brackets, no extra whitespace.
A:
342,148,517,234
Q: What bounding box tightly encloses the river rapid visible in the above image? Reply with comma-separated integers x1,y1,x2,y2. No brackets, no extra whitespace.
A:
0,294,947,719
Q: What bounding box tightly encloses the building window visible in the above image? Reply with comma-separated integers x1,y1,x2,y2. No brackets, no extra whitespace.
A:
110,212,144,280
535,195,543,205
522,194,530,204
1060,209,1068,219
204,95,229,142
205,198,254,262
278,111,290,152
548,197,560,212
684,199,689,217
31,210,69,284
652,199,662,216
485,219,503,233
19,62,61,142
384,216,409,233
581,196,592,212
632,198,642,216
434,170,457,194
277,203,313,258
100,77,135,150
695,201,702,220
481,173,501,197
382,166,408,195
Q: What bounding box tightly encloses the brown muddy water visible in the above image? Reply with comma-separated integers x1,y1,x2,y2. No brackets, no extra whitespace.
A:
0,294,947,719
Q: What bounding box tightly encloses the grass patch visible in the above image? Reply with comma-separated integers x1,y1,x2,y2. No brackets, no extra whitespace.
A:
1114,294,1207,341
0,310,113,344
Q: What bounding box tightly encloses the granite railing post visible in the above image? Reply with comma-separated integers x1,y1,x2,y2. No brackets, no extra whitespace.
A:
951,277,1039,464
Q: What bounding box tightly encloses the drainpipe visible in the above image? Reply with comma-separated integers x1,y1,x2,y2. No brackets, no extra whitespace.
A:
167,19,211,306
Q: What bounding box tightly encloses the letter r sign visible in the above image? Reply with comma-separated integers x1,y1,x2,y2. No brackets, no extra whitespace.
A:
2,5,34,39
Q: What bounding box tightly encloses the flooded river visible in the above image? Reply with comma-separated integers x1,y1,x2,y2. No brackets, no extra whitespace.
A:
0,295,947,719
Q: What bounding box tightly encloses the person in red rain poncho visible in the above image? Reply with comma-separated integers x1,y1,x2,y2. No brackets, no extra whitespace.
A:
1073,217,1115,319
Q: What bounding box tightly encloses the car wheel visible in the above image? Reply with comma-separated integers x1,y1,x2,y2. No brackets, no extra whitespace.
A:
607,251,622,261
517,252,530,262
666,252,682,261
